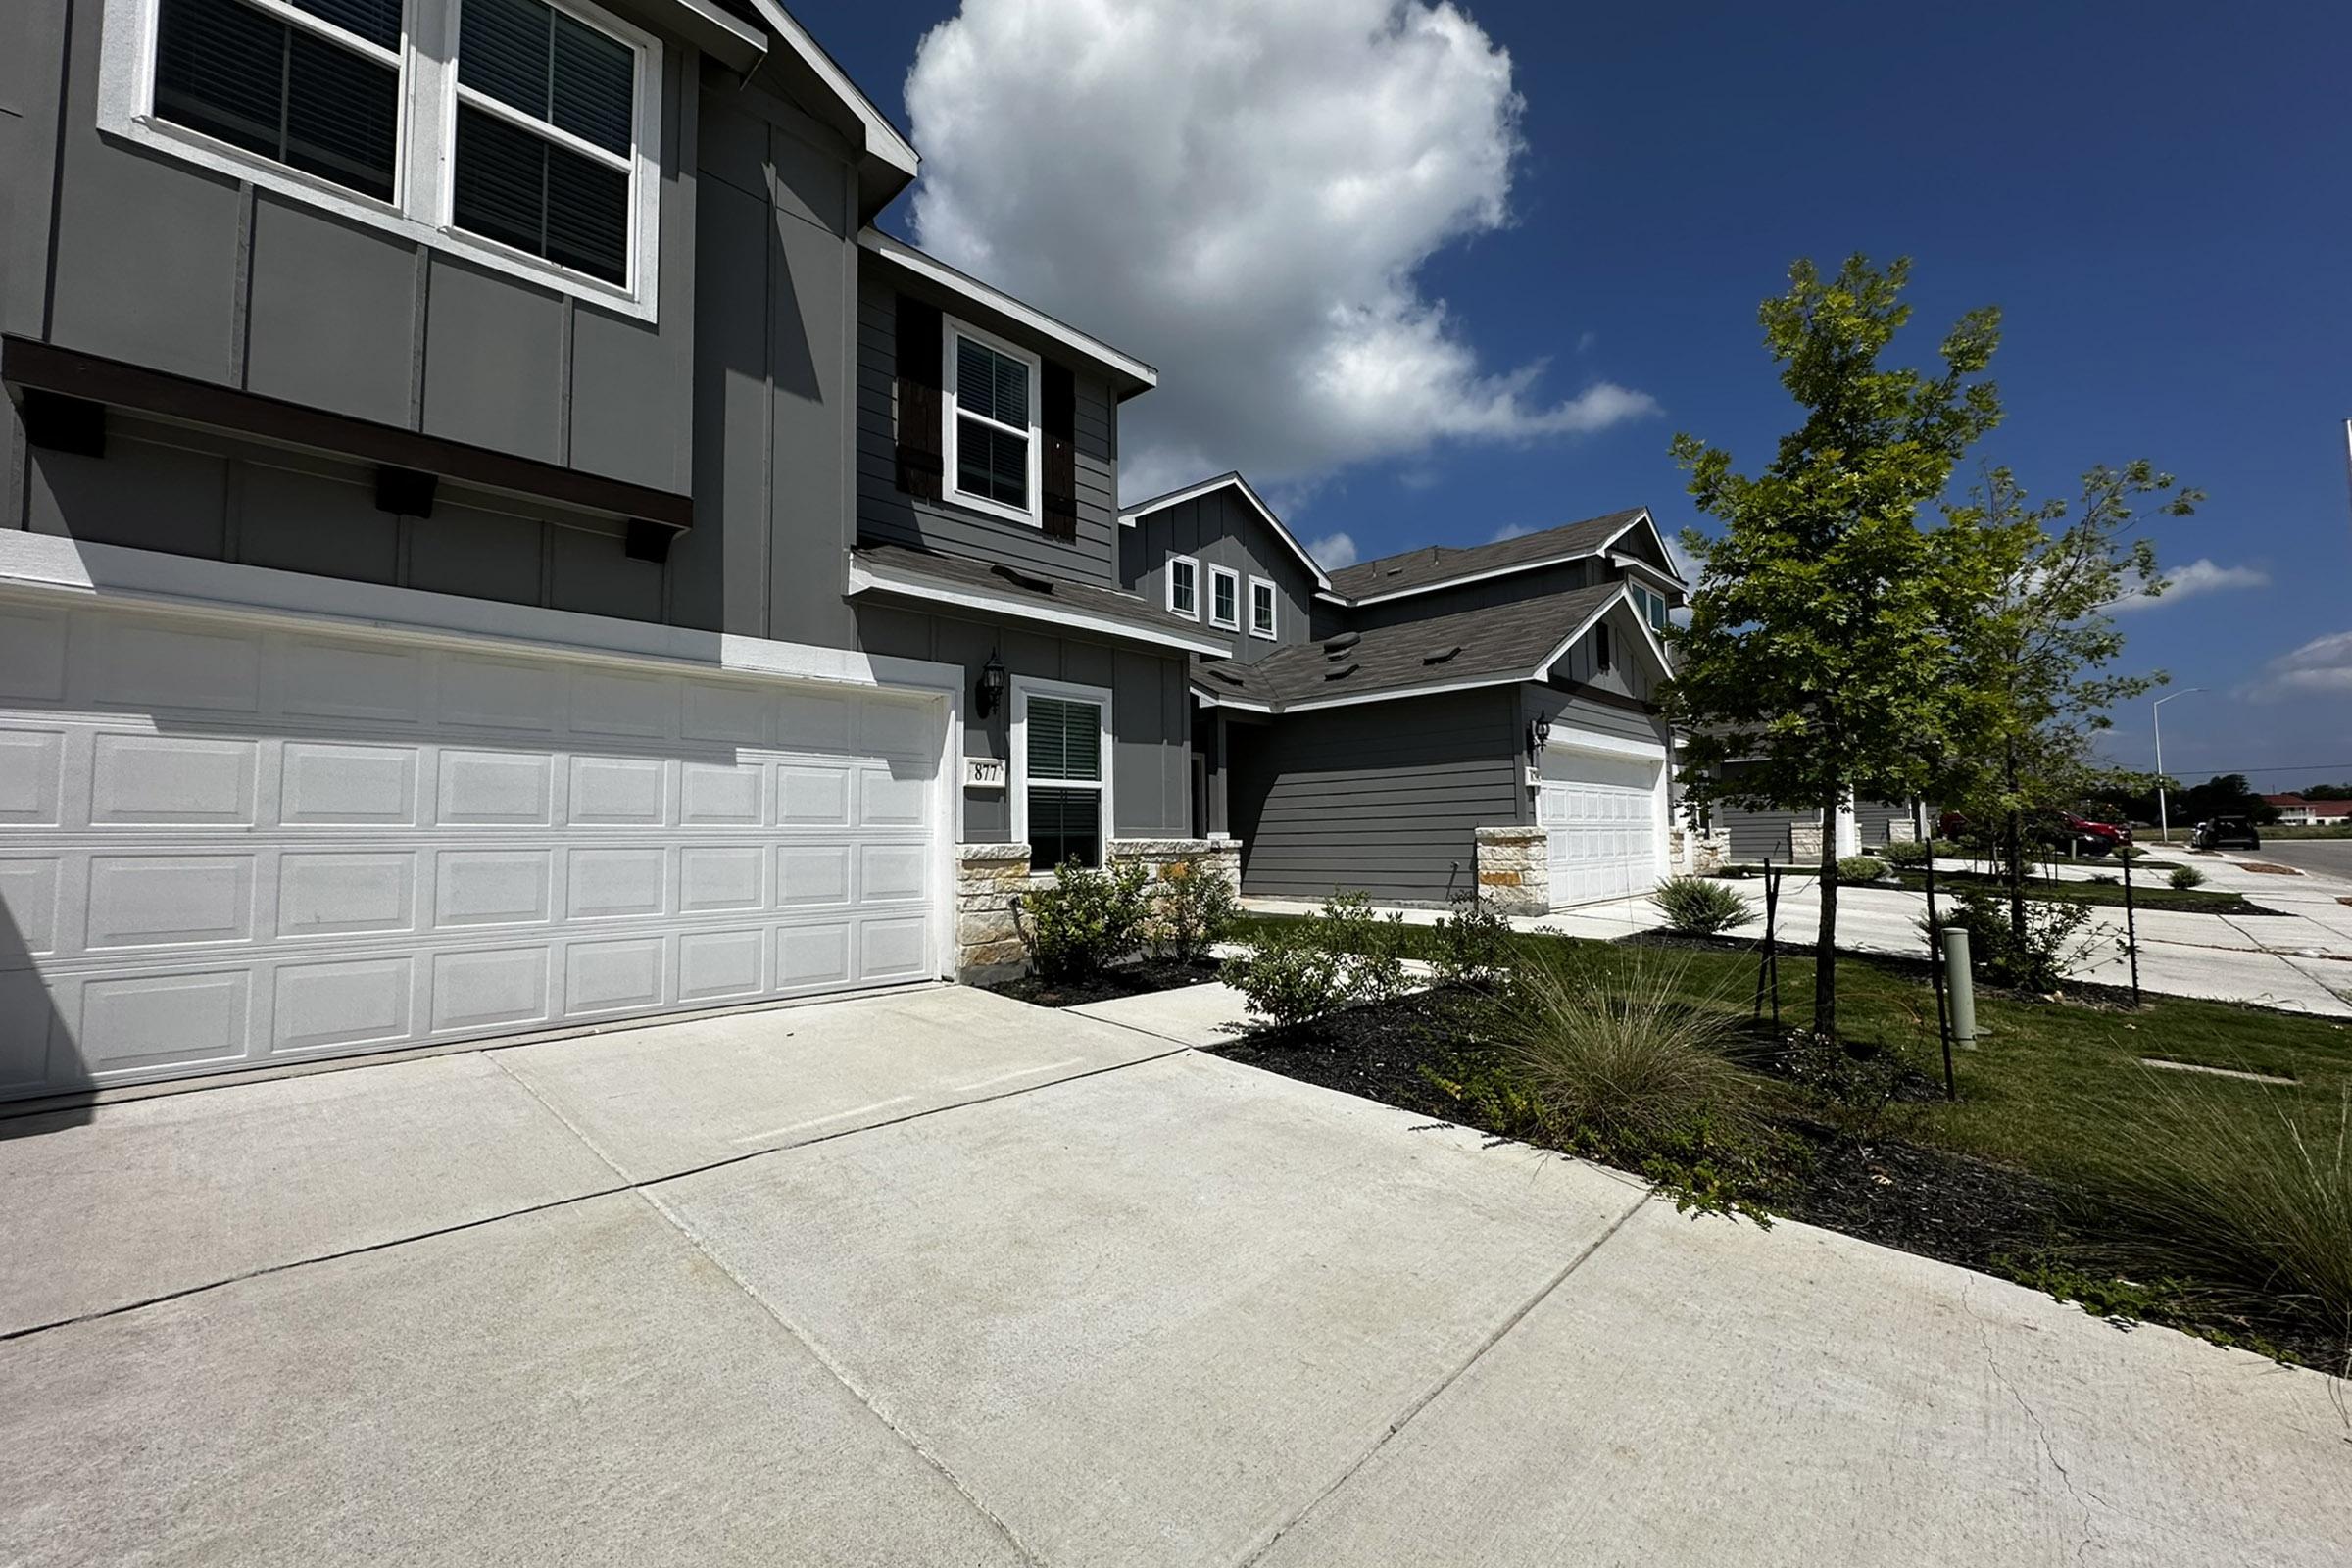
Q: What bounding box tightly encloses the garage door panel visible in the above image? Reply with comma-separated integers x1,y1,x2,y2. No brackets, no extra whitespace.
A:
0,595,944,1098
1541,747,1662,908
0,729,66,824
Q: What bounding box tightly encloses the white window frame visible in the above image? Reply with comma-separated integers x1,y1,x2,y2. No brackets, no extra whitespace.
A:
1248,574,1277,640
1009,674,1114,870
942,315,1044,528
95,0,665,320
1207,564,1241,631
1167,554,1199,618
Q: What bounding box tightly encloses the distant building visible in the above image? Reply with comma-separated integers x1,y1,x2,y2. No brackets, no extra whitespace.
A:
2263,794,2352,826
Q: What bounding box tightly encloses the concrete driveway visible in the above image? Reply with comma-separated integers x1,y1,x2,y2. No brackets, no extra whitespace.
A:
3,987,2346,1566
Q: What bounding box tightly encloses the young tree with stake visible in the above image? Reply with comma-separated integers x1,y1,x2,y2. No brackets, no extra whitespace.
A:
1665,256,2000,1038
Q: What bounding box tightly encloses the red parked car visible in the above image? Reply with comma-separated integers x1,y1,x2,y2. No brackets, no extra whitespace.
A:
1939,809,2132,856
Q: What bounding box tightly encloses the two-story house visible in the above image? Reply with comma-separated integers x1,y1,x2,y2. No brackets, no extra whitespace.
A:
0,0,1217,1100
1120,474,1689,909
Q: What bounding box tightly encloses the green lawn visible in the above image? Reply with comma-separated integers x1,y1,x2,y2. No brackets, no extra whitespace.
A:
1227,914,2352,1191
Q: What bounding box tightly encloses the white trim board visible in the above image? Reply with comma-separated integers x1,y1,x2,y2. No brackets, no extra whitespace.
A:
1117,472,1334,592
1009,673,1115,868
845,556,1228,657
1542,729,1670,762
859,228,1155,390
736,0,917,177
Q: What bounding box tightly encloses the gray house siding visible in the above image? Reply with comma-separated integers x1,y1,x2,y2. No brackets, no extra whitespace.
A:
855,602,1191,840
1231,690,1521,904
1119,490,1316,663
855,273,1119,588
20,0,699,491
1854,798,1913,846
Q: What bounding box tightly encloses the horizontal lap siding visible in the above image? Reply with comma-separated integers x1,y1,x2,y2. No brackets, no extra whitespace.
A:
1854,799,1911,845
854,278,1118,586
1234,692,1518,904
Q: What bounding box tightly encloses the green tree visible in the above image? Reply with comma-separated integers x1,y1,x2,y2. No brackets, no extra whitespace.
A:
1936,463,2200,942
1665,255,2000,1037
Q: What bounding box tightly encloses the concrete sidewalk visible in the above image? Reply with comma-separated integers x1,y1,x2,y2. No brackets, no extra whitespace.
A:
3,987,2346,1566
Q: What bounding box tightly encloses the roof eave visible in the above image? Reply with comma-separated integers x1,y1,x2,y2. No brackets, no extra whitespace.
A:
1117,472,1333,591
858,229,1157,395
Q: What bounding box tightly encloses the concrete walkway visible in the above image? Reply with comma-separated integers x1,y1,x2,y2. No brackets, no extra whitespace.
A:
1251,850,2352,1016
2,986,2346,1565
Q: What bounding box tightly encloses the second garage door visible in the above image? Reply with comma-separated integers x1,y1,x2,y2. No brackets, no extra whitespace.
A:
0,591,946,1101
1538,746,1663,906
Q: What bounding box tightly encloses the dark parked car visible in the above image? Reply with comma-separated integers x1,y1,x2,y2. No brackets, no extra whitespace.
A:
2193,817,2261,851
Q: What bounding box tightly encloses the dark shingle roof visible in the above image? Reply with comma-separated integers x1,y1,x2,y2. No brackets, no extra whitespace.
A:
1196,581,1625,709
1324,508,1649,601
851,543,1220,649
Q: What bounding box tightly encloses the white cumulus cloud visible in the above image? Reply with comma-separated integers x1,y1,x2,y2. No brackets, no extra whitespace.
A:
1305,531,1360,569
904,0,1658,504
2107,558,2269,612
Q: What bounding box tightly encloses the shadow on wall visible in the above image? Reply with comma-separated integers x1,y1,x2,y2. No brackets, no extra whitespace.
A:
0,895,86,1134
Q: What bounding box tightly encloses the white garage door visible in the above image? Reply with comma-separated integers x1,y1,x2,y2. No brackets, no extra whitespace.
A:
1538,747,1662,906
0,594,944,1100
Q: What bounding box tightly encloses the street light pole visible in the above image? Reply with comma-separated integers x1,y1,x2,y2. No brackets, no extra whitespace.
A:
2152,688,2206,843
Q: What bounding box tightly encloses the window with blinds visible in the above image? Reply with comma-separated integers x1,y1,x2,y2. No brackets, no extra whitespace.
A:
118,0,655,307
154,0,403,202
947,322,1038,522
1024,693,1104,870
453,0,635,284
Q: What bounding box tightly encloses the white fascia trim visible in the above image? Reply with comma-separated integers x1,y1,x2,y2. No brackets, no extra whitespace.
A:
1190,689,1276,713
858,228,1156,388
634,0,763,72
738,0,916,176
846,557,1228,657
1116,472,1333,591
1610,553,1686,595
1317,509,1675,609
0,532,967,694
1530,588,1672,684
1542,726,1670,762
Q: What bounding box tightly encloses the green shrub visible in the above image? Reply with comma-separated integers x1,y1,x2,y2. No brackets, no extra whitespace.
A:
2169,864,2207,891
1430,892,1518,989
1925,887,2095,993
1783,1032,1916,1145
1653,876,1753,936
1485,947,1757,1152
2089,1076,2352,1363
1224,892,1410,1027
2089,873,2118,886
1836,855,1887,883
1015,859,1151,982
1881,839,1930,869
1146,854,1239,964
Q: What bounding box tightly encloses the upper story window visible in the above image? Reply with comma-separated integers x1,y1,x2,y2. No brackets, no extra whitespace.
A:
1248,575,1277,640
1628,581,1671,631
101,0,664,318
945,318,1041,526
1168,555,1199,617
1207,564,1240,631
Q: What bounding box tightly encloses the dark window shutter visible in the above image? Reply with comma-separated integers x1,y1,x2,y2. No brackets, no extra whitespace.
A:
1041,361,1078,541
895,296,944,501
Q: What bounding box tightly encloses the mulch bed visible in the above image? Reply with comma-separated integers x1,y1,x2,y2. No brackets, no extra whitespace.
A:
1208,985,2348,1372
988,956,1222,1009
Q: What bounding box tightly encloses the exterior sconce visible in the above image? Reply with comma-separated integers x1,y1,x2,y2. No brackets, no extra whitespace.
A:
977,652,1007,719
1526,714,1552,760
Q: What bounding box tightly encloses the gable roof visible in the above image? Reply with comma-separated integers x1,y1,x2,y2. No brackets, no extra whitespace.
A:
858,230,1158,397
721,0,918,218
1323,509,1663,604
848,543,1226,657
1117,473,1332,590
1193,581,1659,712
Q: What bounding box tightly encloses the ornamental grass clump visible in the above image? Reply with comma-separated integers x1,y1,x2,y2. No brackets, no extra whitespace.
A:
1652,876,1753,936
2089,1074,2352,1367
1486,948,1757,1153
2169,864,2207,891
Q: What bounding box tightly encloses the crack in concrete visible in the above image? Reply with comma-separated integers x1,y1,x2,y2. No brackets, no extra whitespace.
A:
1961,1277,2112,1563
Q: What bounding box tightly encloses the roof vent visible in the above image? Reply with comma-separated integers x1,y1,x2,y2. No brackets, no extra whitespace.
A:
1322,631,1360,656
1206,666,1248,687
1422,645,1462,665
1323,662,1357,681
990,564,1055,595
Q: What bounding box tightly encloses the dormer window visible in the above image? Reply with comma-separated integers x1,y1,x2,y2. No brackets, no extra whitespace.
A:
1249,576,1277,640
1168,555,1199,618
1629,581,1671,631
1207,564,1240,631
945,318,1041,526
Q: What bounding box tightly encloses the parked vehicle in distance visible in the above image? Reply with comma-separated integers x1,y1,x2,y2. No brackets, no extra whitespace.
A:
1936,809,2132,856
2192,817,2262,851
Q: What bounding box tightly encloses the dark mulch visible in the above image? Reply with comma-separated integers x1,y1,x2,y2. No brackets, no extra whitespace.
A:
1209,986,2349,1372
988,956,1221,1009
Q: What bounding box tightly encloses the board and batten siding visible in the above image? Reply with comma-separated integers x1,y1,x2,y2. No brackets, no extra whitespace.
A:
855,601,1191,840
1119,488,1317,663
855,275,1119,587
1231,690,1521,904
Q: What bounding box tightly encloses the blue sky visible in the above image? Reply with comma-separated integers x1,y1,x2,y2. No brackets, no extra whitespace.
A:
815,0,2352,786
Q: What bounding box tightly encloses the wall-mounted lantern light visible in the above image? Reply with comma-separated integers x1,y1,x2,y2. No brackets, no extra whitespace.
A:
1526,714,1552,760
977,652,1007,719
